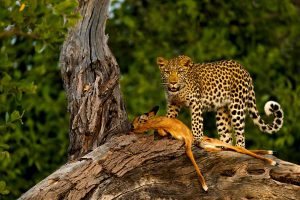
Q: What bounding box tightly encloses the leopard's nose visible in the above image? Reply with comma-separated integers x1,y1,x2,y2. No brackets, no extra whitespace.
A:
168,84,177,90
169,81,177,85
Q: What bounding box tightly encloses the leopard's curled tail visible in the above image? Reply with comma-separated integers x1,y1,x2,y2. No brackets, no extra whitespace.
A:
247,84,284,134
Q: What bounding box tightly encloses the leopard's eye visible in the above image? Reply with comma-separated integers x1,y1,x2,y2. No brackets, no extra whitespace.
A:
164,69,170,73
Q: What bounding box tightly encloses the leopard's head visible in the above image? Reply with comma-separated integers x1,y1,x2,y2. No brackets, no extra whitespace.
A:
156,55,193,93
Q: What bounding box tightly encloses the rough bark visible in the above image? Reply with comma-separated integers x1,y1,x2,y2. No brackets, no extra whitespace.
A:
19,133,300,200
59,0,130,160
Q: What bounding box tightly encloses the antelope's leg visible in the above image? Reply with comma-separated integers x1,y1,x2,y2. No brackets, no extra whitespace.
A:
249,150,273,155
185,143,208,191
223,146,276,166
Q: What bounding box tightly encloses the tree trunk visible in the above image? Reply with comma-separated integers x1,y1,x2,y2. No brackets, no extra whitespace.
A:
18,134,300,200
59,0,130,160
19,0,300,199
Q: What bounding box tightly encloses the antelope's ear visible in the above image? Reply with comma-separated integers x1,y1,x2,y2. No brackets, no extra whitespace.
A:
156,57,168,69
147,106,159,117
179,55,193,68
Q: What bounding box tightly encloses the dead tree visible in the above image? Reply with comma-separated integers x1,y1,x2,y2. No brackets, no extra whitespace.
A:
19,0,300,199
59,0,130,160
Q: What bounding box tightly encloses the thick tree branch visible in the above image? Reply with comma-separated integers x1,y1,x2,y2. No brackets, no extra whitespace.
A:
19,134,300,200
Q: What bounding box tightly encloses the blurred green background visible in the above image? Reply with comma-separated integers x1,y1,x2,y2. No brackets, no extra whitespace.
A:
1,0,300,198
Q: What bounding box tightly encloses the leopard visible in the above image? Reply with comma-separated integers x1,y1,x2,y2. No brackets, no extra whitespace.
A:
156,55,284,147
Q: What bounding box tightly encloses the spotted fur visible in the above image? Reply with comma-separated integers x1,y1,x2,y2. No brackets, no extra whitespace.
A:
157,55,284,147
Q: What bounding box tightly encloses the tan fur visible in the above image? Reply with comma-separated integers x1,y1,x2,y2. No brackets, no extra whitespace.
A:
131,107,277,191
200,137,276,166
132,108,208,191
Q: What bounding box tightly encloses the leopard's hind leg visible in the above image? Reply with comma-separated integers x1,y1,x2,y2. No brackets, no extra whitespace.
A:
229,100,247,147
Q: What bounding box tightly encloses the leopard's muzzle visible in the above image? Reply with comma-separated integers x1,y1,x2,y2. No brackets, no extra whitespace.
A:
168,83,181,92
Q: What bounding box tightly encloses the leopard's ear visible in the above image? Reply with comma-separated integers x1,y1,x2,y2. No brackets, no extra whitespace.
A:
147,106,159,117
179,55,193,68
156,57,168,70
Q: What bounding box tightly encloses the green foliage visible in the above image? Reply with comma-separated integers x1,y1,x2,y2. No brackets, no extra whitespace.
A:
108,0,300,163
0,145,10,195
0,181,9,195
1,0,300,198
0,0,79,199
